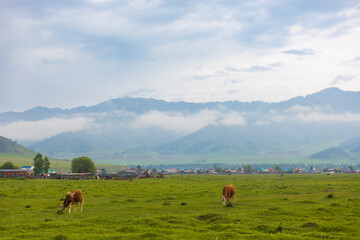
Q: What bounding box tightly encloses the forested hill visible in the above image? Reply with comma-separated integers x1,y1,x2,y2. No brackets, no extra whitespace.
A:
1,88,359,123
0,136,36,156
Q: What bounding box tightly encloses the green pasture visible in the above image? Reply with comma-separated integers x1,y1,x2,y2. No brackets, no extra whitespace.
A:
0,153,126,172
0,174,360,239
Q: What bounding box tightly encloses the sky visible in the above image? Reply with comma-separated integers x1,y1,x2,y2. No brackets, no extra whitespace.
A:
1,0,360,113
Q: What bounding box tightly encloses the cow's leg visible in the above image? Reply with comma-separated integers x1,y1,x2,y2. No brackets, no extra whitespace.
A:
80,199,84,212
68,203,72,213
74,202,78,213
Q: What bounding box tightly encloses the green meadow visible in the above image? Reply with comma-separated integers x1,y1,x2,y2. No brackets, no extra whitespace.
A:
1,174,360,239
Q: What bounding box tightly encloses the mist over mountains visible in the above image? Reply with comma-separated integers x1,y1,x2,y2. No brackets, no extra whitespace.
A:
1,87,360,165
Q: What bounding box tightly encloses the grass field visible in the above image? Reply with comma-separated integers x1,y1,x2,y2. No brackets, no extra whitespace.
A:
0,153,127,172
1,174,360,239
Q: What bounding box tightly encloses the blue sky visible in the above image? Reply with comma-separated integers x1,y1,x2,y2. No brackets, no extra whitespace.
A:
1,0,360,112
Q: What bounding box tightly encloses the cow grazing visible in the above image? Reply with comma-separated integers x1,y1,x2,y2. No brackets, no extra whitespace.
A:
221,185,236,205
60,190,84,213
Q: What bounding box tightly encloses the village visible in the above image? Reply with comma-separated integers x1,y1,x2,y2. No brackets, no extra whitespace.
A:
0,164,358,179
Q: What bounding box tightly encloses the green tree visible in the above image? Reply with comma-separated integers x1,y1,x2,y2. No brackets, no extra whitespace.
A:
274,164,282,172
0,161,20,169
33,153,44,175
214,164,222,173
71,156,96,173
348,165,354,173
243,164,253,174
43,157,50,174
136,165,142,173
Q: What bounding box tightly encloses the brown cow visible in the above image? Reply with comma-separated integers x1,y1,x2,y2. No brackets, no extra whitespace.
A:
156,174,165,178
60,190,84,213
221,185,235,205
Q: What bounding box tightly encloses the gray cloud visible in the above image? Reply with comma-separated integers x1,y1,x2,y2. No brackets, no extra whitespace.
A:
282,48,314,55
243,62,282,72
224,79,242,85
331,74,354,85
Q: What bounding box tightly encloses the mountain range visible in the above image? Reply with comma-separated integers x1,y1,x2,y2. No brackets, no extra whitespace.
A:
1,87,360,165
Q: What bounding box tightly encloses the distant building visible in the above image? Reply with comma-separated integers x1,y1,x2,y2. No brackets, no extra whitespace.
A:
21,166,34,170
0,169,30,177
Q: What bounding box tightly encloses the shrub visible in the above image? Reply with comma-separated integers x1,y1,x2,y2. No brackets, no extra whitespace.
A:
56,210,64,215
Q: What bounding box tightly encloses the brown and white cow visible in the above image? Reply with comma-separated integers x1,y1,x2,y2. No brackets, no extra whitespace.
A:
221,185,236,205
60,190,84,213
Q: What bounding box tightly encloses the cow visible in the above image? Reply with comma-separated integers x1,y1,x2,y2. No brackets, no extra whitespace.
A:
60,190,84,213
156,174,165,178
221,185,235,205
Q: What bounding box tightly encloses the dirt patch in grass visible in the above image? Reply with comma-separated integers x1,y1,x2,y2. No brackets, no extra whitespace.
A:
141,233,158,238
198,213,223,222
256,223,283,234
326,194,334,199
295,200,316,204
53,235,67,240
302,222,318,228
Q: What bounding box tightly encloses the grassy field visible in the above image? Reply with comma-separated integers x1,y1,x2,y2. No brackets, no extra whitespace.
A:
0,153,127,172
0,174,360,239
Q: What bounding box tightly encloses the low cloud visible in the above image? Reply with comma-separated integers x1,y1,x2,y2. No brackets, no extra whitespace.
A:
295,112,360,123
285,105,325,113
0,117,94,141
273,110,360,123
129,110,246,134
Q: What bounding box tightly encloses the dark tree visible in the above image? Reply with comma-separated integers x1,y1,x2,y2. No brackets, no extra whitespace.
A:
243,164,253,173
33,153,44,175
214,164,222,172
274,164,282,172
136,165,142,173
43,157,50,174
71,156,96,173
0,161,20,169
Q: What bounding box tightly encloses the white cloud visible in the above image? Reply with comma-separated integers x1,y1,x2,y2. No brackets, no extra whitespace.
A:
285,105,325,113
1,1,360,112
0,117,94,141
295,112,360,123
219,112,246,126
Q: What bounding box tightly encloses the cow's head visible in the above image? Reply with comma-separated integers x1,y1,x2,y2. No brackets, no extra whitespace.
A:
60,204,66,210
220,196,226,205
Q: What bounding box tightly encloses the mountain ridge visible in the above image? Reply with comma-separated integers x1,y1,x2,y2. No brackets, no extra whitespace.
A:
2,88,359,123
1,87,360,165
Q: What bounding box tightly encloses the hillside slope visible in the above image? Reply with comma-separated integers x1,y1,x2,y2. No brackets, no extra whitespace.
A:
0,136,37,156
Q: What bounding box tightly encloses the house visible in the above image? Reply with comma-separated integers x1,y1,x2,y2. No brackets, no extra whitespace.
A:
21,166,34,170
283,168,291,172
0,169,30,177
49,172,94,179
